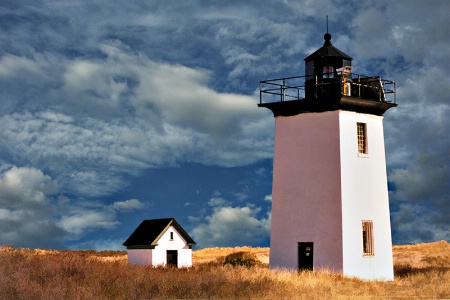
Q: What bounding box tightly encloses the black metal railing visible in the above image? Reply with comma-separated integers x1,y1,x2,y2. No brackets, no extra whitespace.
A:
259,73,396,104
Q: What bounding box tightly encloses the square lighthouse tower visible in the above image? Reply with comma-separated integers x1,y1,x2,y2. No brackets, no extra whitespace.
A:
259,33,397,280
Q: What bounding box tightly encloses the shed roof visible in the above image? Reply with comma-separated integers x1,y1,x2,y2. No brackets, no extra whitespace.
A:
123,218,196,248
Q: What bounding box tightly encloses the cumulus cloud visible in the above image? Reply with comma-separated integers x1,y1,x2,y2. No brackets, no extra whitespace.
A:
0,166,64,248
191,206,270,247
0,166,144,248
0,166,57,208
190,193,270,248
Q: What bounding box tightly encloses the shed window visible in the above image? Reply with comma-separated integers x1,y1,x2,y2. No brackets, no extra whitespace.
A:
357,123,368,154
362,220,374,256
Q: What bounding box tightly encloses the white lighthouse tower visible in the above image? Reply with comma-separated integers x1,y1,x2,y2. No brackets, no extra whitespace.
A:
259,33,397,280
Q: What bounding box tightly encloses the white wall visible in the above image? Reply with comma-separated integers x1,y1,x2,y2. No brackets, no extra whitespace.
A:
339,111,394,280
270,111,344,272
127,249,153,266
152,226,193,267
269,110,394,280
126,225,193,267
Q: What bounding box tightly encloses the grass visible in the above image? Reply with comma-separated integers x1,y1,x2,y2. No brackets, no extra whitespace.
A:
0,241,449,299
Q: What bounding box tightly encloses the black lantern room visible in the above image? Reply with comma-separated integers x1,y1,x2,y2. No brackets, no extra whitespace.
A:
259,33,397,116
304,33,352,100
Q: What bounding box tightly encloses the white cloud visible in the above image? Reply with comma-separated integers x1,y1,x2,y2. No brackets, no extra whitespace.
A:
0,166,57,208
59,209,119,236
0,165,135,247
112,199,144,211
191,194,271,247
0,42,274,198
264,194,272,202
208,197,230,207
0,166,64,248
233,192,248,202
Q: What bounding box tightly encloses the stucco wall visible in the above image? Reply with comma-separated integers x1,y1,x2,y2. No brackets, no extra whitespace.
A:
152,226,193,267
270,111,344,271
339,111,394,280
269,110,394,280
127,249,153,265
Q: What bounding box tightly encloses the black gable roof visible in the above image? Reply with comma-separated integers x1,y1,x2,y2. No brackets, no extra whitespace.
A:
123,218,196,248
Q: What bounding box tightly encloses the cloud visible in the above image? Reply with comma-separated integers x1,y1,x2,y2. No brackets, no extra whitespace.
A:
71,238,127,251
0,166,57,208
0,0,448,249
0,41,274,199
59,210,119,236
388,148,450,244
0,165,140,248
208,197,230,207
112,199,144,211
190,194,270,248
391,203,449,245
0,208,66,249
0,166,64,248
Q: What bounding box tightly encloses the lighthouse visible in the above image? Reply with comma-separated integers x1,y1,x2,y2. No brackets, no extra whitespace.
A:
259,33,397,280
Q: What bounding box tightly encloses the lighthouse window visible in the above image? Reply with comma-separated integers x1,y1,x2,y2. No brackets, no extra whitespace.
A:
306,61,314,80
170,232,174,240
357,123,368,154
362,221,374,256
323,66,334,78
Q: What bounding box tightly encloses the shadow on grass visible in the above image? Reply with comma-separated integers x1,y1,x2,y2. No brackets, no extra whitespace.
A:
394,264,450,278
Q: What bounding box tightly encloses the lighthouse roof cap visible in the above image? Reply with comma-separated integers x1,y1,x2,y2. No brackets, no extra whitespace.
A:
304,33,352,62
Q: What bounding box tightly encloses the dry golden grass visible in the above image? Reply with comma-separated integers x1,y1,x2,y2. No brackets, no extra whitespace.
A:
0,241,449,299
393,240,450,268
193,246,270,264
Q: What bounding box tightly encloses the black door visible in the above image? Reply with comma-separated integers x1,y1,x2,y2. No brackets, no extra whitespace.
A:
166,250,178,267
298,242,314,271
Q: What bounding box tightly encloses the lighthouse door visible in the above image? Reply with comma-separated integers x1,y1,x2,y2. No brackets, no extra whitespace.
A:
298,242,314,271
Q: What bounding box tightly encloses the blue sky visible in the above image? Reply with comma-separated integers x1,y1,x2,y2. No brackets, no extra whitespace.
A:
0,0,448,250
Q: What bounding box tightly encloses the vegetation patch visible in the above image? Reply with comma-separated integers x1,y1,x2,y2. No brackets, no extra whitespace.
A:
1,241,449,299
222,251,262,267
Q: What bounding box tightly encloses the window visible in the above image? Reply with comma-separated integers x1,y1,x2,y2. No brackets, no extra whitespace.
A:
357,123,368,154
305,61,314,80
170,232,174,240
323,66,334,78
362,221,374,256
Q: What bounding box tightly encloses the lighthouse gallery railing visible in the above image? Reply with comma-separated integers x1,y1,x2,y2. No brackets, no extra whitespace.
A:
259,74,396,105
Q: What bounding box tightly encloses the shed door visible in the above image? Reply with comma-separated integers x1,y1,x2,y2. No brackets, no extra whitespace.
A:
166,250,178,267
298,242,314,271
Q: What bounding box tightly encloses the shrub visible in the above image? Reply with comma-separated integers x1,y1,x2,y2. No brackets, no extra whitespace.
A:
222,251,261,267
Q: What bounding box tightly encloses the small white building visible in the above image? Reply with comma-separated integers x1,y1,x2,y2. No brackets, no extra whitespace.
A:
123,218,196,267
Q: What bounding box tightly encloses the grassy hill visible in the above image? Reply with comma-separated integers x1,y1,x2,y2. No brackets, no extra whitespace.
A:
1,241,449,299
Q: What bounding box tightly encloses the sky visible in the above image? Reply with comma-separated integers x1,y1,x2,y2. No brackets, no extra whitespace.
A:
0,0,448,251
